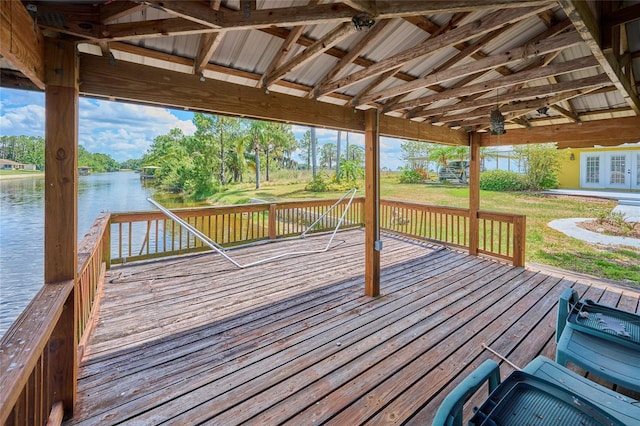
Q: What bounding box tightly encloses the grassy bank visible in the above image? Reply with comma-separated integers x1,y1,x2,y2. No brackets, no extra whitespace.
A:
0,170,44,179
197,171,638,285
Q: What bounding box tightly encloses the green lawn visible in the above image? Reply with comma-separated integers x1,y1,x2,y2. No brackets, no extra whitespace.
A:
203,172,639,286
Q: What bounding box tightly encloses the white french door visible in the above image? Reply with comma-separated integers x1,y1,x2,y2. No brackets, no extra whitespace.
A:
606,153,630,189
580,150,640,190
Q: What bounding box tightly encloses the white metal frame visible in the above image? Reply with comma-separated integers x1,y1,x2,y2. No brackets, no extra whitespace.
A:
147,188,358,269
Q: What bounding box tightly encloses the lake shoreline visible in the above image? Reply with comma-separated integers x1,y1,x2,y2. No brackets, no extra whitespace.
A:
0,172,44,180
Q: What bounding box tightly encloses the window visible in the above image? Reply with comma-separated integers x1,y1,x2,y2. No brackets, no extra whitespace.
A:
585,156,599,184
609,155,626,184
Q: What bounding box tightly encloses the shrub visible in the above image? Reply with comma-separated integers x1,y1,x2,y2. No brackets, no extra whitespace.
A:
514,143,562,190
399,167,427,184
479,170,526,191
306,173,361,192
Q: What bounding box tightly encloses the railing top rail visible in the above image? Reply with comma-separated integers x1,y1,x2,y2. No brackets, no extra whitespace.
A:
110,197,366,223
0,279,74,424
381,199,470,215
478,210,527,223
78,212,110,270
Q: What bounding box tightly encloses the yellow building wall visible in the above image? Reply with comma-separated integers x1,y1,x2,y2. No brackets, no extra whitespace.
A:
557,145,640,189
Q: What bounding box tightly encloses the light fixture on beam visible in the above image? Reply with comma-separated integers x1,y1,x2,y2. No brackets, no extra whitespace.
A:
537,106,549,115
489,91,506,135
352,13,375,31
490,108,506,135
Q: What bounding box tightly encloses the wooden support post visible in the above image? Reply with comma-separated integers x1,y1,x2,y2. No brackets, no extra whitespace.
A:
364,109,380,297
102,215,111,270
513,215,526,267
44,38,79,419
468,133,481,256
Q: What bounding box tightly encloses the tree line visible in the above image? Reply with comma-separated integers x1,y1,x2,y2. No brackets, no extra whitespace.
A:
0,135,120,173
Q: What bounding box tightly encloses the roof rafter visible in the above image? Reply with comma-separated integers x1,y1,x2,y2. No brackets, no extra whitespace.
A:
424,74,611,122
347,12,470,106
315,5,553,98
392,56,600,113
193,0,223,75
259,0,321,89
309,18,390,98
386,17,571,112
359,30,582,107
263,22,356,89
100,1,147,24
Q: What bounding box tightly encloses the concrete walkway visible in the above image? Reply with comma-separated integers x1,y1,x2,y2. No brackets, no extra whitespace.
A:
544,189,639,247
544,189,640,222
548,218,640,248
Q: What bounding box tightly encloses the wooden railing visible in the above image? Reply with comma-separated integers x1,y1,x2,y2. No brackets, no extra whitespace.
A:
109,198,365,264
0,214,111,426
380,200,470,248
0,197,525,425
380,199,526,266
477,211,526,266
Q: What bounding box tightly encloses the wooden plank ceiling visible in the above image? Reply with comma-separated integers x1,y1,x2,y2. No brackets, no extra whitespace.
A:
2,0,640,147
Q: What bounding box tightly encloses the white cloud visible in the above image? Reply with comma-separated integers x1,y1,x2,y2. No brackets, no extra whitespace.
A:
78,99,196,160
0,104,45,136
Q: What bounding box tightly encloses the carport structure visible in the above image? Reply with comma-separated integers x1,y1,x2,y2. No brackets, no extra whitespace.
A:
1,0,640,423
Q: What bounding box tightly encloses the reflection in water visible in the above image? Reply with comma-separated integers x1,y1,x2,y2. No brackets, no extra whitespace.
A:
0,172,157,337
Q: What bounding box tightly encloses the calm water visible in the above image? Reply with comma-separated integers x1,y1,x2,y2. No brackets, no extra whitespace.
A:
0,172,157,337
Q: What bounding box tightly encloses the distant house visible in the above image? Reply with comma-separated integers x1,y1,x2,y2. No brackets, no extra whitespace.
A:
558,143,640,191
0,159,19,170
0,159,34,170
79,166,91,176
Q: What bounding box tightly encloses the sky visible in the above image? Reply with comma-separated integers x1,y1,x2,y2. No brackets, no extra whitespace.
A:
0,87,407,170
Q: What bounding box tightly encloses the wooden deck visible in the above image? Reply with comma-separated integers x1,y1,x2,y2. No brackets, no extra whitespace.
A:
68,229,640,425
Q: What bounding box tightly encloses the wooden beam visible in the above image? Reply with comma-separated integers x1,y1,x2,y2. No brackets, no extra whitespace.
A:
194,32,223,75
0,0,45,90
316,5,552,97
100,1,147,24
342,0,377,16
259,0,320,89
216,1,552,31
193,0,223,75
558,0,640,114
550,104,581,123
78,53,467,145
478,116,640,146
359,30,582,107
364,109,380,297
144,1,222,28
556,139,636,149
44,38,79,418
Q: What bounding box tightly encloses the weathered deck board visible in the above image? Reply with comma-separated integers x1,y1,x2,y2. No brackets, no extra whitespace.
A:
67,229,640,425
